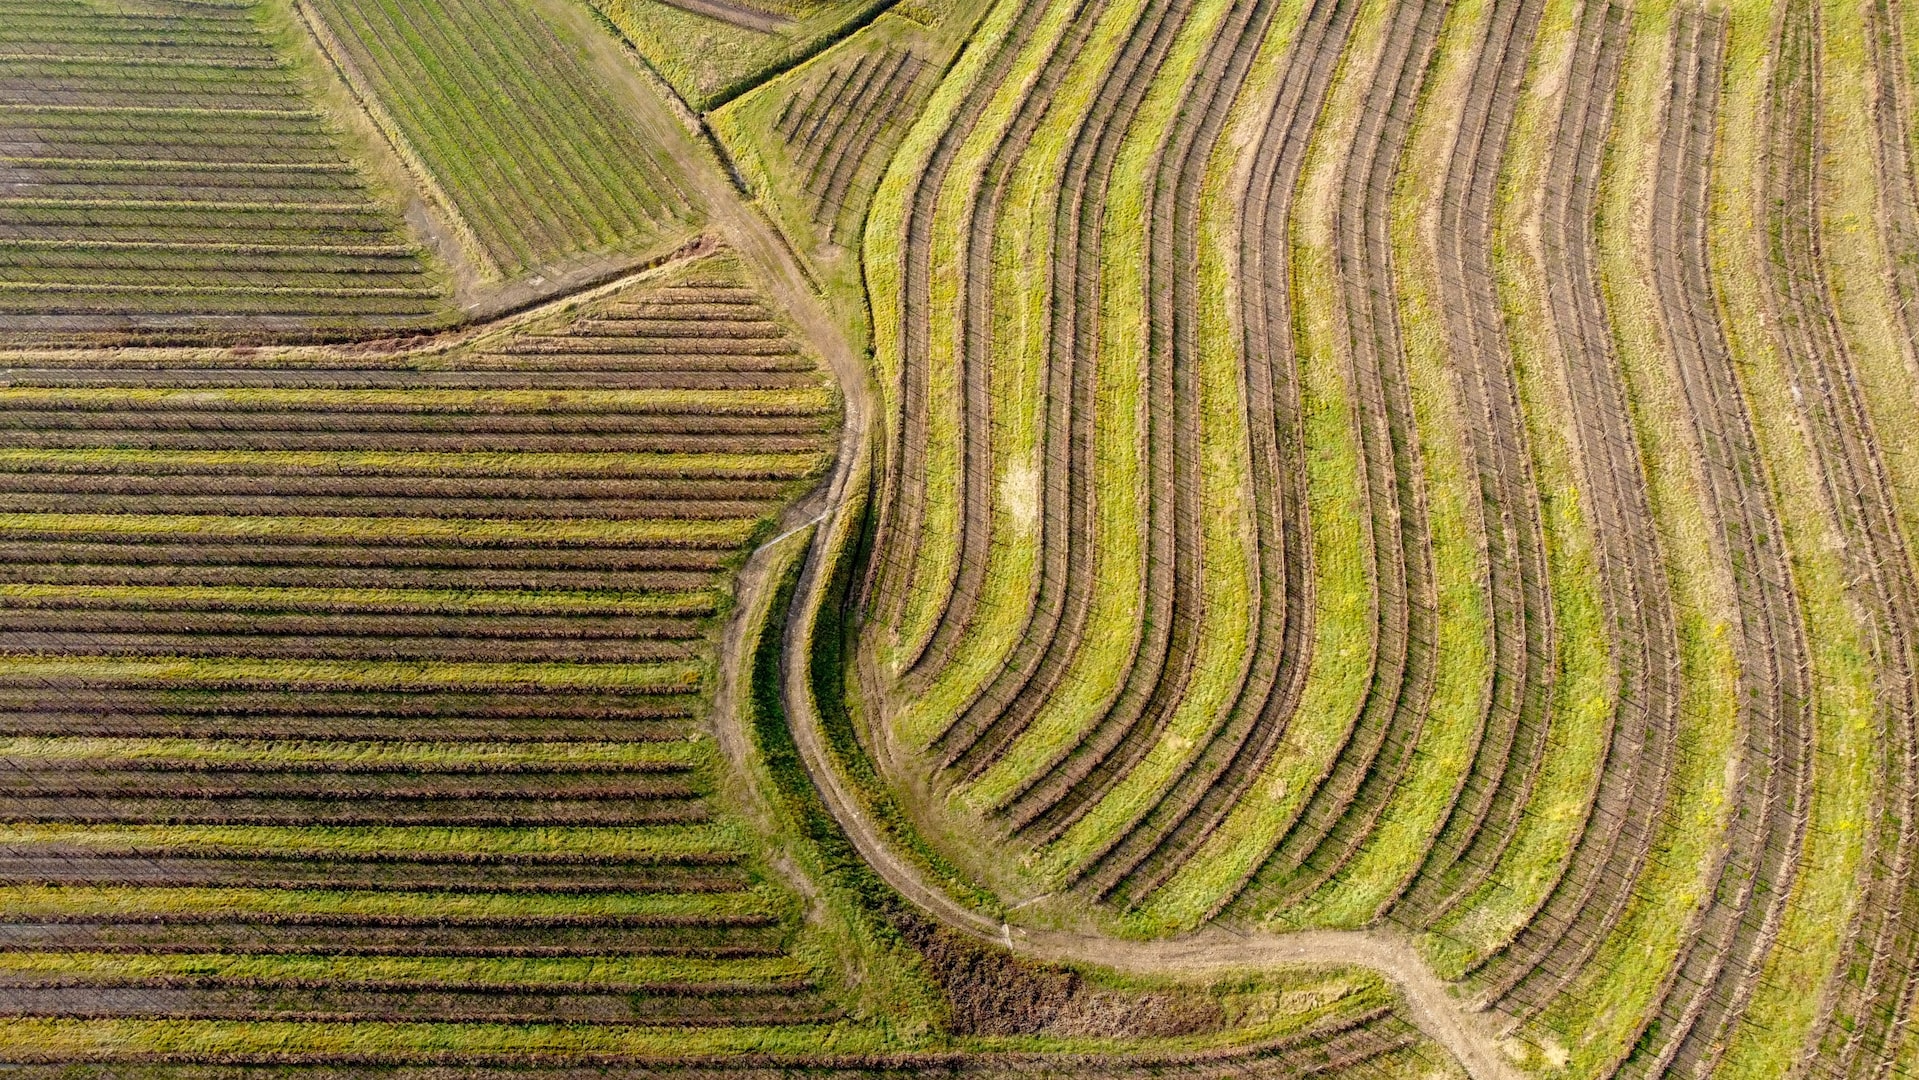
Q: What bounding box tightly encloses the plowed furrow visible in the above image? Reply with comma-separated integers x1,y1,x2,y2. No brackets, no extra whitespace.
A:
1474,0,1679,1022
1083,0,1357,906
1388,0,1554,928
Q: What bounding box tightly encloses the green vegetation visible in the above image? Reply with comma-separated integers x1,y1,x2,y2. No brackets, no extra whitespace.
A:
300,0,701,279
13,0,1919,1070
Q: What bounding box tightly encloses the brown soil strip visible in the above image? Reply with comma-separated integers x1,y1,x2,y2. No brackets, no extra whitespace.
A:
1471,0,1679,1023
1389,0,1554,929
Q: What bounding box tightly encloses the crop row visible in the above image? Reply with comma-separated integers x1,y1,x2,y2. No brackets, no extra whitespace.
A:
775,47,932,243
0,982,838,1027
1377,0,1554,931
1224,0,1446,918
1086,0,1353,907
923,0,1196,816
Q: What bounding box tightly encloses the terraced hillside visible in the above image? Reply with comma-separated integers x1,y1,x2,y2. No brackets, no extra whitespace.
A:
0,0,448,338
842,0,1919,1072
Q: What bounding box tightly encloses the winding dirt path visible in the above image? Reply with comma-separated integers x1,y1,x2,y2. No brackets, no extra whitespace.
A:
774,561,1518,1079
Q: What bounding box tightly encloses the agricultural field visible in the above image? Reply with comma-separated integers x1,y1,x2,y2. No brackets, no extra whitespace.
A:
0,250,850,1049
0,0,451,339
297,0,704,291
843,0,1919,1071
8,0,1919,1074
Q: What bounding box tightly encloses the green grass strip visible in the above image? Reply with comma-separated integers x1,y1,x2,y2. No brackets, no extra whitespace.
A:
0,584,722,616
0,736,707,767
0,656,702,691
0,952,809,986
0,514,758,545
0,884,776,920
0,823,745,860
0,449,825,478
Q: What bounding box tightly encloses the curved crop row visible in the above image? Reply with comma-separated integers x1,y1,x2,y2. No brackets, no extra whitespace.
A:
1219,0,1444,920
1078,0,1357,907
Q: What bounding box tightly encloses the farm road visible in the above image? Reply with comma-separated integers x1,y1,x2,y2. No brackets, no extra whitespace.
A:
599,19,1522,1078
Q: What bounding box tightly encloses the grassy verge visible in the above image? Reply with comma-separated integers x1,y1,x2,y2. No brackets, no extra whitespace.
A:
731,528,949,1034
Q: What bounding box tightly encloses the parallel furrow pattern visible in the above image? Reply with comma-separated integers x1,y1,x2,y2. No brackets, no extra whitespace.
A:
0,0,442,334
0,253,837,1030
